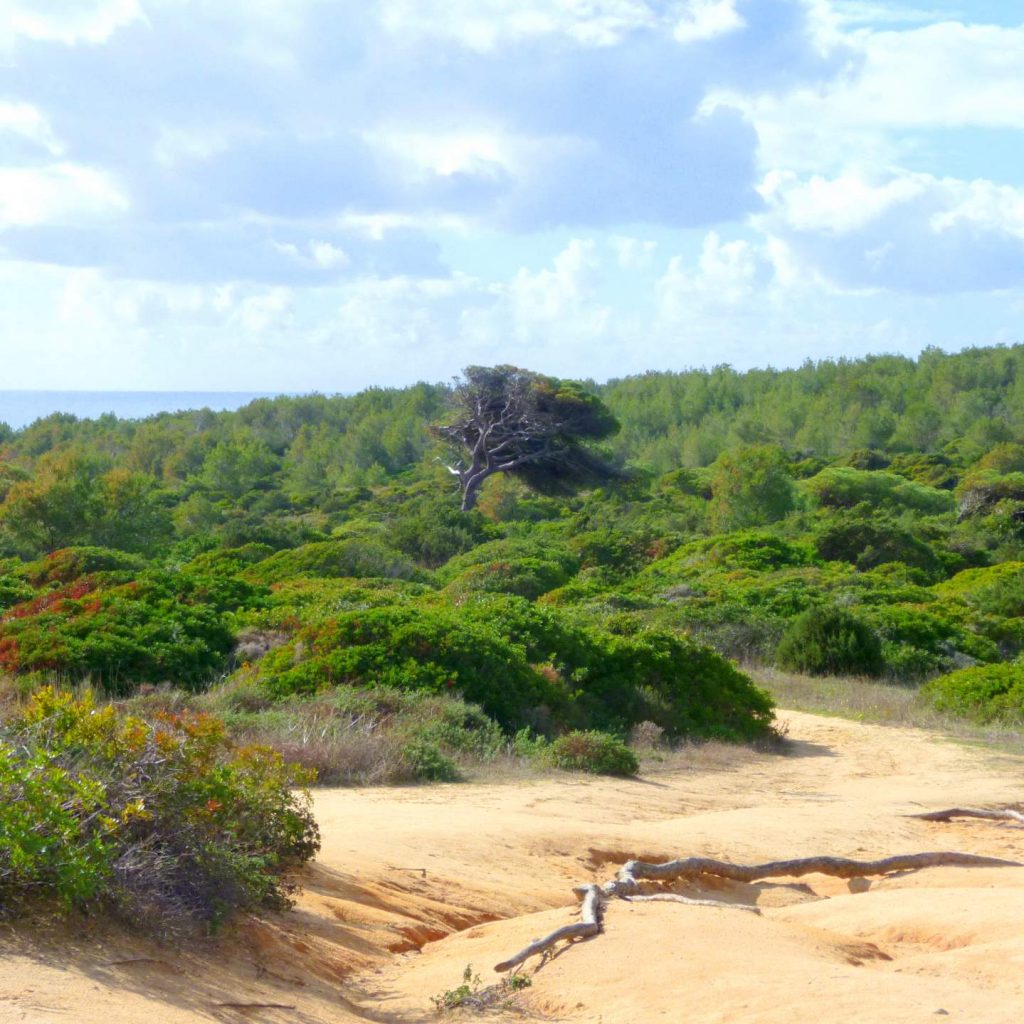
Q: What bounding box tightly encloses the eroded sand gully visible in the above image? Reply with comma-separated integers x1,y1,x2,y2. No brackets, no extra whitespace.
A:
3,710,1023,1024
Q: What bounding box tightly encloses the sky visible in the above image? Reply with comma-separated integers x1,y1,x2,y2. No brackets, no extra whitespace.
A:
0,0,1023,393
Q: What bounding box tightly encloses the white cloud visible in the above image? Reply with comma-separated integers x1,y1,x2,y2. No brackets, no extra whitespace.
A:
657,231,775,318
673,0,744,45
0,101,63,155
758,168,1024,292
378,0,666,50
0,0,143,49
152,125,237,168
758,170,930,235
378,0,746,50
612,235,658,269
334,211,473,240
274,239,352,272
0,163,128,228
310,241,350,270
508,238,607,327
364,127,516,179
705,18,1024,172
231,287,294,333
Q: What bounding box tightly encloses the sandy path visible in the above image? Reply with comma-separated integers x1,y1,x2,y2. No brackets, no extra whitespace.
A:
3,711,1022,1023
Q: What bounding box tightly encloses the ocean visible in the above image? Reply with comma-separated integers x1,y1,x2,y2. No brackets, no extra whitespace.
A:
0,391,289,431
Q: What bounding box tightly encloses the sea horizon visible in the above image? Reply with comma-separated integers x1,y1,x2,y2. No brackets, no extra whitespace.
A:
0,390,300,431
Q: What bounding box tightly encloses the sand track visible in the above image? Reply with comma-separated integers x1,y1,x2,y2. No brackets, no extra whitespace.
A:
3,710,1023,1023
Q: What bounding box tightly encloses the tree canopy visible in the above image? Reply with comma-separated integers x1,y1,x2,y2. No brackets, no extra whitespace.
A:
433,366,622,511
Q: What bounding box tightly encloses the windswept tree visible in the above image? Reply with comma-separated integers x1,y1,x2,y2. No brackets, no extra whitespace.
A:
434,366,621,511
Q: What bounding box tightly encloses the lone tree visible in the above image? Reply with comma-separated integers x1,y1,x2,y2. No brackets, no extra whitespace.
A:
434,366,621,511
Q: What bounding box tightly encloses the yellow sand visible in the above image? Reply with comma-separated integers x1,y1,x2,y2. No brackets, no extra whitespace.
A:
3,710,1023,1023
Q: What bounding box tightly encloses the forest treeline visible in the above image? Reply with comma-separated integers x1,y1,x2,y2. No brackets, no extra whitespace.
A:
0,343,1022,733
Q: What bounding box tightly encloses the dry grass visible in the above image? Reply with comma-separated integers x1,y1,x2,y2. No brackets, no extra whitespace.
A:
751,666,1024,756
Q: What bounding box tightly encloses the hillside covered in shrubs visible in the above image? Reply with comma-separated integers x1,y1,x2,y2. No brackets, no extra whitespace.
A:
1,346,1023,918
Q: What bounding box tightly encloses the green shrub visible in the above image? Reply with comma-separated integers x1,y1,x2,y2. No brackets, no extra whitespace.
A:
25,547,147,585
803,468,954,515
0,688,319,930
541,730,639,776
250,604,556,728
935,563,1024,617
775,607,884,676
0,571,255,692
888,453,956,489
0,572,33,610
181,543,276,576
442,557,573,601
640,531,816,589
813,509,944,578
243,538,425,585
400,739,460,782
921,662,1024,723
0,744,110,912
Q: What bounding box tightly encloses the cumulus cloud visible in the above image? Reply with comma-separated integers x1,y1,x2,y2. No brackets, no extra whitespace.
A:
0,0,143,50
0,163,128,228
673,0,745,44
759,169,1024,293
706,17,1024,172
658,231,775,312
0,101,63,157
1,1,1023,389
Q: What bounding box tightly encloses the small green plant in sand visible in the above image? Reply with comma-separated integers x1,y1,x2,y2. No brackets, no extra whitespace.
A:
431,963,532,1014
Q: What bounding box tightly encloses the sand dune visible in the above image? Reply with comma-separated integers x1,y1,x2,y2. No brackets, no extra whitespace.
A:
3,710,1023,1023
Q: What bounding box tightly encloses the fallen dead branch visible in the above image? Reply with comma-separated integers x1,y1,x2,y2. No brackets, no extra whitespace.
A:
494,848,1021,973
623,893,761,913
494,885,602,973
908,807,1024,825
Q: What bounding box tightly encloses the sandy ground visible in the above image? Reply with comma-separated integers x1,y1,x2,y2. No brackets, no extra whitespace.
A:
3,710,1023,1024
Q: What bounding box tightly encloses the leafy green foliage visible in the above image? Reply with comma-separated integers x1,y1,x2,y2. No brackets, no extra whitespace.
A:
0,570,259,691
248,604,554,728
541,730,639,776
813,509,945,578
707,445,796,531
1,346,1023,749
921,662,1024,723
243,538,425,585
0,688,319,929
803,468,954,515
434,365,621,511
775,607,884,677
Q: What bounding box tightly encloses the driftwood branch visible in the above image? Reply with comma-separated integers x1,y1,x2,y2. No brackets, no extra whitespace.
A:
908,807,1024,825
493,847,1021,973
623,893,762,914
602,851,1020,897
494,884,602,973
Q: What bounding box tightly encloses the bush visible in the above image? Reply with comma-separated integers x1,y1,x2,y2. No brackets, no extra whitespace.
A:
25,546,147,586
0,571,254,692
400,738,460,782
0,688,319,931
243,538,425,585
775,607,884,676
250,604,557,728
803,468,954,515
921,662,1024,723
813,510,944,578
541,730,639,776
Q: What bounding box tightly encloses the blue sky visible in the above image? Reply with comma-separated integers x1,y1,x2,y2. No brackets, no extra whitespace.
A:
0,0,1022,391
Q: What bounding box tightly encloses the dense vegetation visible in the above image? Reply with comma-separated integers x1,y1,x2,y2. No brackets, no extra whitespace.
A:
0,688,318,931
0,344,1022,781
